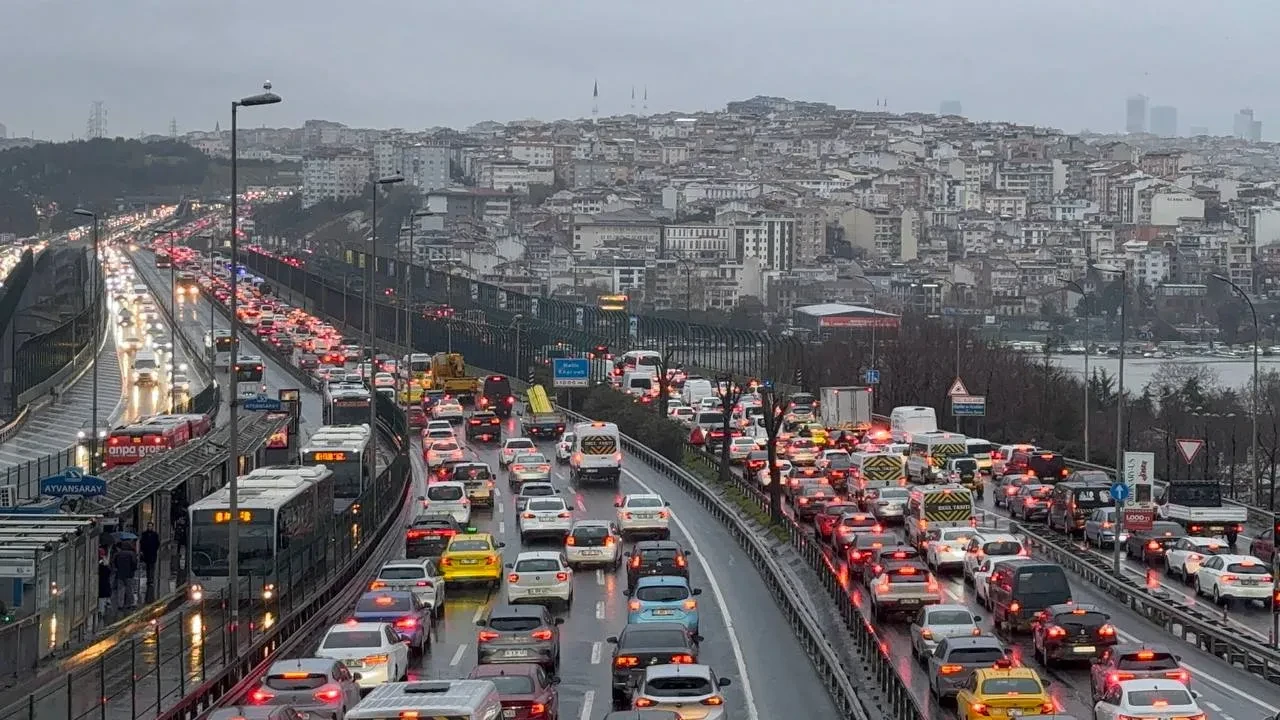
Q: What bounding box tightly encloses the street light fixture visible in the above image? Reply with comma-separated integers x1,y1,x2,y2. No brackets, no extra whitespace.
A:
1063,279,1090,461
1092,262,1126,575
72,208,100,475
225,83,282,640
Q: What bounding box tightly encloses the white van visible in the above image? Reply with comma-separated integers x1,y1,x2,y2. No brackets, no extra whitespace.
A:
132,350,160,385
890,406,939,443
622,369,657,398
346,680,503,720
682,377,714,406
571,421,622,485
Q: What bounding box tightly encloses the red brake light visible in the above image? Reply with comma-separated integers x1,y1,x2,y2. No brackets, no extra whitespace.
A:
1098,624,1116,636
555,572,569,581
250,688,274,704
313,686,342,703
566,536,576,546
531,629,553,641
1147,541,1160,551
478,630,499,641
1046,625,1066,638
394,617,417,629
670,654,695,664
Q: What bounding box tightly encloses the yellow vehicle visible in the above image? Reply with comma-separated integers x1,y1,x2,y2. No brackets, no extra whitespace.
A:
955,661,1054,719
398,379,426,405
439,530,506,586
850,451,907,490
803,423,829,447
907,485,975,547
429,352,480,402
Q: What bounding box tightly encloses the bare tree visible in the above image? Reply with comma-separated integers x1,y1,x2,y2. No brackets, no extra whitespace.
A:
758,383,789,522
651,347,679,419
1147,361,1220,397
715,374,743,484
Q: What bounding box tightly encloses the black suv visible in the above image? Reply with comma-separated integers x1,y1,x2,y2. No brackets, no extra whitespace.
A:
625,540,690,592
606,622,702,709
466,411,502,442
1003,449,1069,483
405,512,461,558
475,604,563,672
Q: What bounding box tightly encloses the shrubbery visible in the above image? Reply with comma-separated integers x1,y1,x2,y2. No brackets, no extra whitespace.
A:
578,386,687,463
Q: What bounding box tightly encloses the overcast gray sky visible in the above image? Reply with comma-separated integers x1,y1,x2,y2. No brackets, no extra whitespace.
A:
3,0,1276,140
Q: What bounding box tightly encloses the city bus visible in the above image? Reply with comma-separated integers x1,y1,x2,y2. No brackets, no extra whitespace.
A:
233,355,267,399
301,424,375,509
209,331,234,370
187,465,335,603
324,384,372,425
104,422,194,469
155,252,172,269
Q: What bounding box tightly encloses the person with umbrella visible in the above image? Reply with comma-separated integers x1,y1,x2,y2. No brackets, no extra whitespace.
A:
112,531,139,611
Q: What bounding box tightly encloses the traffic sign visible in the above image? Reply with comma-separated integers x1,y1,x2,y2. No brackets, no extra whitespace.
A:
1122,451,1156,507
951,395,986,417
40,467,106,498
242,394,284,412
948,377,969,396
1110,483,1130,503
1122,507,1156,532
552,358,590,388
865,369,881,385
1176,438,1205,465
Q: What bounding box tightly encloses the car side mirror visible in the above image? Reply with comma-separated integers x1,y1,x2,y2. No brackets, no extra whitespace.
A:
665,500,671,506
566,505,575,511
1041,680,1051,687
622,588,632,597
550,676,561,685
614,501,622,508
624,551,631,557
606,636,618,644
717,677,732,688
553,617,565,625
691,588,702,596
496,542,506,548
693,634,705,643
972,616,982,623
1191,691,1201,699
504,563,513,569
417,496,425,501
1175,655,1182,662
351,672,363,681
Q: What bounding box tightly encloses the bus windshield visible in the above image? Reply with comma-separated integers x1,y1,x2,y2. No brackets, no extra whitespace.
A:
328,398,370,426
234,362,265,383
307,453,364,498
214,335,233,352
189,509,275,576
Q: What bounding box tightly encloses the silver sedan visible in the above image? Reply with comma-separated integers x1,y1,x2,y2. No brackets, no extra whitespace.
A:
507,453,552,490
908,604,982,661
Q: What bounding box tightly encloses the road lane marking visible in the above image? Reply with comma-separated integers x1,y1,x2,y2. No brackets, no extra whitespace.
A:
595,601,605,620
578,689,594,720
596,569,605,586
623,467,761,720
1115,628,1276,712
472,606,485,623
591,641,602,664
449,644,467,667
498,521,506,535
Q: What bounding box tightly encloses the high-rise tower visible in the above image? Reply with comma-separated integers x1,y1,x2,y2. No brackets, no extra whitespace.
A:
592,79,599,125
86,101,107,139
1125,94,1148,133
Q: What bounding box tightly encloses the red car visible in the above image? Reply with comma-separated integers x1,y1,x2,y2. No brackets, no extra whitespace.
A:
406,406,427,429
467,662,559,719
814,502,859,542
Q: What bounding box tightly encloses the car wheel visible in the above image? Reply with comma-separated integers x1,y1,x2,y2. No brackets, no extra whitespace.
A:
565,593,574,610
1213,585,1223,606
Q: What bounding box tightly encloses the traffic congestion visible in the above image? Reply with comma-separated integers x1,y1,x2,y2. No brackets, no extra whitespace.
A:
141,238,838,720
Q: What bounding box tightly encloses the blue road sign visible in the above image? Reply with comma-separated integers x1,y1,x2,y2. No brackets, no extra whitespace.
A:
1110,483,1130,503
40,467,106,498
553,358,591,388
243,394,284,412
865,369,881,384
951,395,987,417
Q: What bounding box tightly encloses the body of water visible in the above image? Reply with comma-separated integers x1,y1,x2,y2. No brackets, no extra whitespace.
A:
1049,354,1270,391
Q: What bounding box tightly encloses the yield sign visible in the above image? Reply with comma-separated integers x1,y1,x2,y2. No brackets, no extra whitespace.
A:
948,377,970,397
1176,438,1205,465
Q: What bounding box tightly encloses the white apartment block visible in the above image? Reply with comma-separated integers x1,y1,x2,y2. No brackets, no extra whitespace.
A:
510,142,555,169
403,145,451,192
662,224,732,259
732,213,796,272
302,151,371,208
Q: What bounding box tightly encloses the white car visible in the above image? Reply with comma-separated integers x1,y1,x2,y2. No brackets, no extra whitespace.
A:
1094,679,1202,720
727,437,757,463
424,420,454,435
564,520,622,569
1164,536,1230,583
908,604,982,660
425,439,464,467
373,372,396,389
370,558,445,614
421,482,471,525
432,402,465,423
616,493,671,539
505,551,573,607
925,527,975,574
670,406,695,424
518,496,575,543
500,437,537,467
314,622,409,689
421,427,454,444
961,533,1023,583
1193,553,1273,605
554,432,575,464
993,443,1036,476
630,664,731,719
974,555,1023,610
756,460,792,488
515,482,558,513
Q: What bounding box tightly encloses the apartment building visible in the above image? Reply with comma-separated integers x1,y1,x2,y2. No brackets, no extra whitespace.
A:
302,149,371,208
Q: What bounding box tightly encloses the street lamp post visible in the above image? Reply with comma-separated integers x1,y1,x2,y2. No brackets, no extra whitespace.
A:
1094,264,1126,575
72,209,100,474
1065,280,1090,461
224,85,282,636
511,314,525,380
928,280,963,431
365,174,404,440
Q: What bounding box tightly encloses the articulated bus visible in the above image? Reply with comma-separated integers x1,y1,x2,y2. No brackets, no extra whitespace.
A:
104,415,212,469
324,384,372,425
301,424,375,510
233,355,267,399
187,465,335,603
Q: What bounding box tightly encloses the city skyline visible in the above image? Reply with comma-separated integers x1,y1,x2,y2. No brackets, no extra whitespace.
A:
4,1,1280,140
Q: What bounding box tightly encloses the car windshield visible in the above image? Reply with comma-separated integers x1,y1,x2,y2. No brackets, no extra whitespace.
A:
1128,689,1193,707
456,466,492,481
645,676,714,697
515,558,561,572
842,515,876,528
528,498,564,511
791,439,815,449
487,675,534,694
879,489,908,500
947,647,1006,663
855,535,887,550
432,442,458,452
980,678,1042,695
507,440,535,450
265,673,328,690
355,595,412,613
967,443,994,455
825,455,851,468
427,485,464,501
1227,561,1270,574
449,539,491,552
522,486,555,497
927,610,973,625
1116,651,1179,670
488,616,542,632
1053,610,1107,629
640,548,679,562
983,541,1022,556
624,628,689,648
1073,488,1111,506
515,455,548,465
823,504,858,516
954,459,978,471
628,496,663,508
322,630,381,649
378,567,426,580
427,430,452,440
635,584,689,602
572,525,609,542
940,529,973,542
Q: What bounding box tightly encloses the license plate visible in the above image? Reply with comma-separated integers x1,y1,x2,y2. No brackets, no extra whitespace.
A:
1243,579,1260,586
527,587,552,595
652,609,676,616
580,550,602,556
342,659,362,667
1072,645,1096,654
501,649,531,658
635,513,655,519
461,559,478,565
897,598,921,606
503,710,516,719
1009,711,1023,717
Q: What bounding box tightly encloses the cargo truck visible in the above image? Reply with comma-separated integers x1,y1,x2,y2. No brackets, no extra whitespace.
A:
521,385,566,439
428,352,479,404
819,386,873,432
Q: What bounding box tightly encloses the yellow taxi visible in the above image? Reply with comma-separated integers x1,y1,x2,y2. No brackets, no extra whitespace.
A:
955,661,1054,720
440,530,505,587
804,423,829,447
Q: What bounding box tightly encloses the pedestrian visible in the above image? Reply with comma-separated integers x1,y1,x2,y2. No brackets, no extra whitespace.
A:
140,523,161,602
97,555,113,625
111,541,138,611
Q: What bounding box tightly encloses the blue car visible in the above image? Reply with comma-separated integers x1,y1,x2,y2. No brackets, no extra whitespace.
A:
350,590,431,654
625,575,702,634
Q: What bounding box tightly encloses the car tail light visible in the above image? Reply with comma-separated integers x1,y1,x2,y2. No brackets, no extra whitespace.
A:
1108,672,1135,685
508,574,520,583
921,629,934,640
940,664,964,674
970,703,990,716
512,465,525,472
478,630,499,642
415,580,432,588
1221,574,1239,583
1147,541,1160,551
683,599,697,610
634,698,656,708
676,554,687,568
631,556,641,568
249,688,274,704
670,654,694,664
1009,601,1021,613
605,536,616,547
485,556,497,565
395,617,417,629
1098,624,1116,637
1040,702,1055,714
531,629,553,641
440,557,452,567
1046,625,1066,638
615,655,639,667
558,512,572,519
370,580,387,589
701,696,724,706
628,599,641,611
522,513,535,519
529,702,546,716
365,654,389,665
927,577,939,593
556,572,569,581
566,536,577,546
